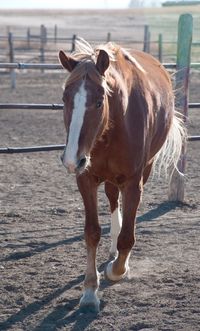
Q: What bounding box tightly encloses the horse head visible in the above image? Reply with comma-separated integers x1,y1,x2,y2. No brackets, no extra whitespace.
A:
59,49,110,174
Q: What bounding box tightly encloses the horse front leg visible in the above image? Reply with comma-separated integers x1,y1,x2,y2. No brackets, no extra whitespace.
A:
106,179,142,281
76,173,101,313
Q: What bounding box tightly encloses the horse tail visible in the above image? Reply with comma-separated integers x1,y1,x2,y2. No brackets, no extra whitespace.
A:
153,111,187,178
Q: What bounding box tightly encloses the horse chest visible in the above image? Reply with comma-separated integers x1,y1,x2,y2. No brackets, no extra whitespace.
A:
90,147,135,186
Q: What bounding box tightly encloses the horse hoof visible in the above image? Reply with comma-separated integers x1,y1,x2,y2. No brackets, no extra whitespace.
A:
105,260,129,282
79,289,100,314
109,251,118,260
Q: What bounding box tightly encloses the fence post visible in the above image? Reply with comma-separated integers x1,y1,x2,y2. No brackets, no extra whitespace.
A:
27,27,31,49
71,34,76,52
107,32,111,42
143,25,150,53
158,33,163,62
168,13,193,202
54,24,57,44
40,25,46,72
8,32,16,89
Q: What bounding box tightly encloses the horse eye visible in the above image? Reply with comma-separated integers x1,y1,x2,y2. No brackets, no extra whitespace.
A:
96,100,103,109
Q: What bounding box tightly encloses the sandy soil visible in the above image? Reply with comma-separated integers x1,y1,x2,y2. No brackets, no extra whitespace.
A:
0,10,200,331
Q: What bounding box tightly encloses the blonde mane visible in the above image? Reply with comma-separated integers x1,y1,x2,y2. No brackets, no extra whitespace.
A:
64,38,145,97
64,38,121,94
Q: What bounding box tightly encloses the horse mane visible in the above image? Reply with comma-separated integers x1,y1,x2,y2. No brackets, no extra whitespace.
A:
64,38,114,95
64,38,145,97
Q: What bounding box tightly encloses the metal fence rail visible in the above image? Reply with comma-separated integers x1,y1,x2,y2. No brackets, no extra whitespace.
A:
188,136,200,141
0,136,199,154
0,145,65,154
0,103,199,110
0,63,62,70
1,62,200,70
0,103,63,110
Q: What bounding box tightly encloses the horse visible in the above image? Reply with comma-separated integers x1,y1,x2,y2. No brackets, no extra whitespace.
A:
59,39,185,312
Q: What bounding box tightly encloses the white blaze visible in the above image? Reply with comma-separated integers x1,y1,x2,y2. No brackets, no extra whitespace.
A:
62,81,87,170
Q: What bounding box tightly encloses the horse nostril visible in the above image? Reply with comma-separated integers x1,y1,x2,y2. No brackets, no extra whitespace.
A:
77,157,87,170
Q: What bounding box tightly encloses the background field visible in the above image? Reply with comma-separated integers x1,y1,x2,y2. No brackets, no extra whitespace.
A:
0,7,200,331
0,6,200,62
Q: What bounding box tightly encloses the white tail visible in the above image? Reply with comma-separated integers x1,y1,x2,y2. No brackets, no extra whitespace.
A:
153,111,187,178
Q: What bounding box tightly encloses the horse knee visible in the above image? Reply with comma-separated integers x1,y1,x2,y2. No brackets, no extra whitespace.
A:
84,225,101,247
117,231,135,253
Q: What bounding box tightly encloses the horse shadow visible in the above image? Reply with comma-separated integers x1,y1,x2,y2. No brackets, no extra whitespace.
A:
136,201,182,223
32,300,99,331
0,233,84,263
0,275,84,331
0,271,100,331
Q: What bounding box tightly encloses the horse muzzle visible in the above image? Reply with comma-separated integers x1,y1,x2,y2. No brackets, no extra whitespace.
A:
61,152,89,174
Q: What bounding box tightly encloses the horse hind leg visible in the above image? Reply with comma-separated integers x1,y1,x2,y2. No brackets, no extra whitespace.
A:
143,161,154,185
110,207,122,258
106,180,142,282
105,182,122,258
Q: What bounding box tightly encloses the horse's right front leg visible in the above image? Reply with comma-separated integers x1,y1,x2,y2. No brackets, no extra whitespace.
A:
76,173,101,313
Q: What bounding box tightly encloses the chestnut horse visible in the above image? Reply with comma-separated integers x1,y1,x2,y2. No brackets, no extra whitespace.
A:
59,39,185,312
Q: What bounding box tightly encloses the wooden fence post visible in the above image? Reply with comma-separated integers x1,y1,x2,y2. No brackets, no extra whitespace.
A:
158,33,163,62
8,32,16,89
143,25,150,53
54,24,57,44
40,25,46,72
71,34,76,52
168,13,193,202
107,32,111,42
27,28,31,49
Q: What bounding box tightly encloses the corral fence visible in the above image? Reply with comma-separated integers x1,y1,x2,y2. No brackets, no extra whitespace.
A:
0,14,199,202
1,25,151,68
1,24,151,57
1,22,200,73
1,61,200,91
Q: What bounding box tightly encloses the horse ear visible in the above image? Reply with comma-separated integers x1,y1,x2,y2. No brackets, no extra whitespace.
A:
96,49,110,76
59,50,79,72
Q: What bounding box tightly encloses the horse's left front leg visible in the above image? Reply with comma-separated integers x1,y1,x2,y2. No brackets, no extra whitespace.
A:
76,173,101,313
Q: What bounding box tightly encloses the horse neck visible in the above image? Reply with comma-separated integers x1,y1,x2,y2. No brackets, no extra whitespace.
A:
99,57,132,141
96,95,110,141
107,65,129,120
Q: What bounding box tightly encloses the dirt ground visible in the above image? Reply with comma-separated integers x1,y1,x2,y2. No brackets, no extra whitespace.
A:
0,10,200,331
